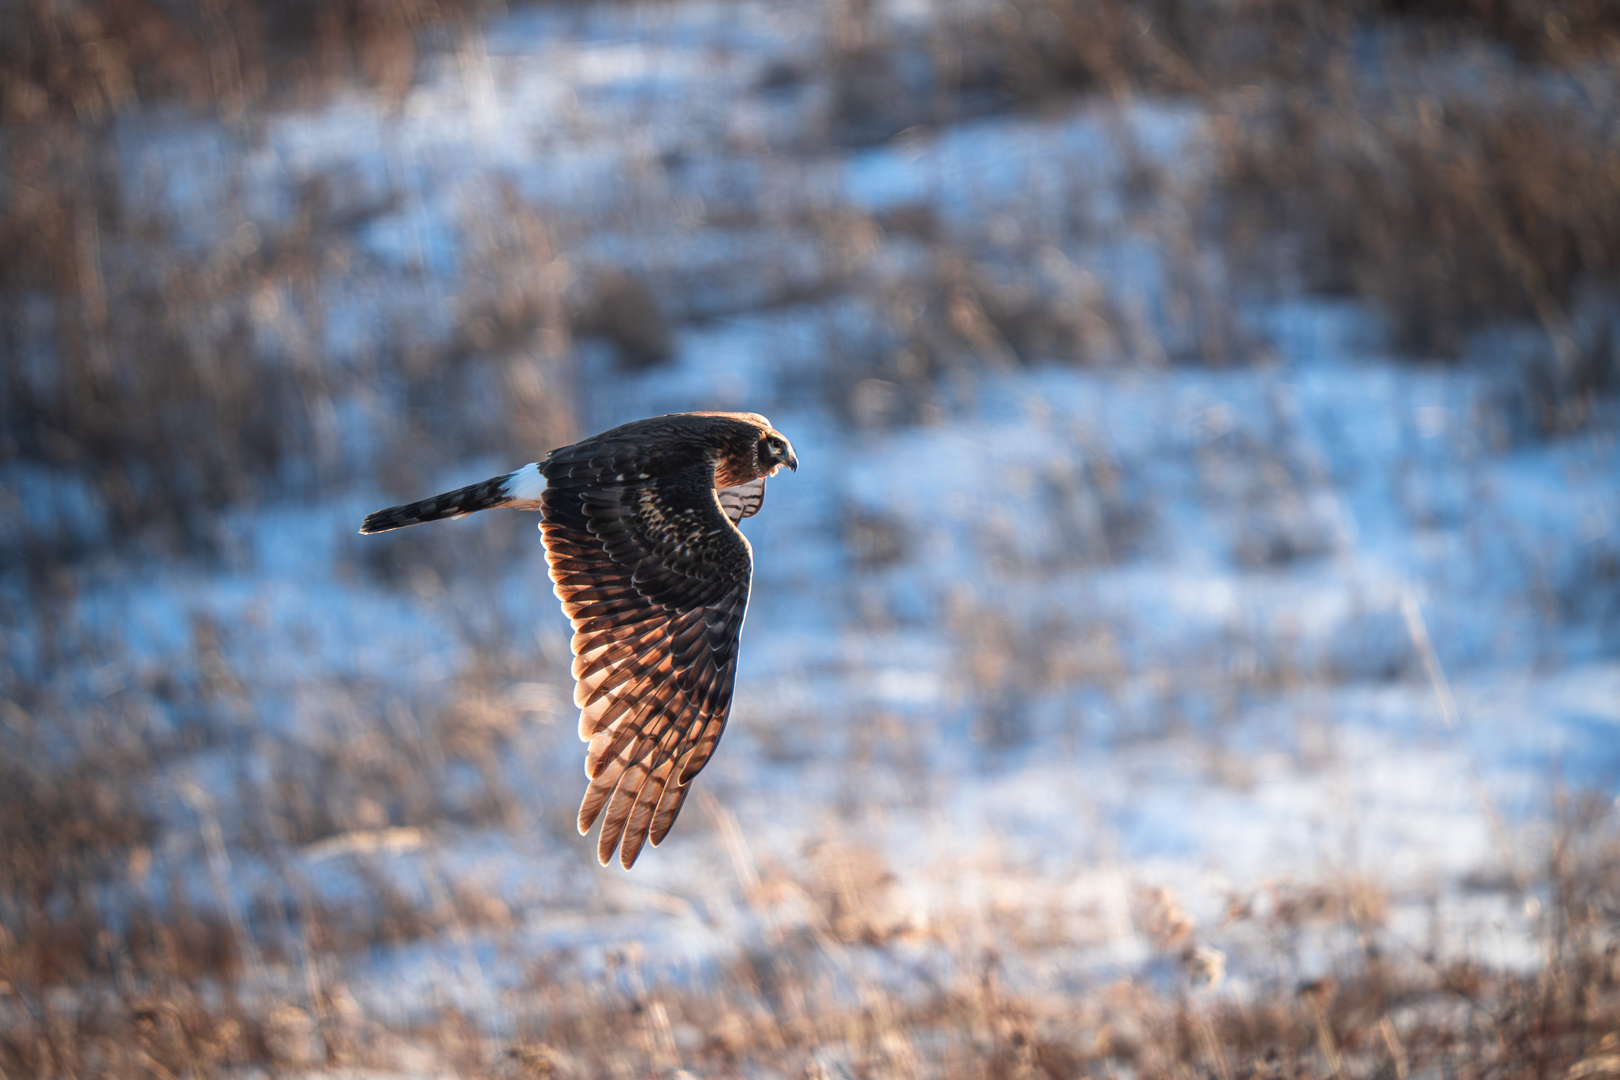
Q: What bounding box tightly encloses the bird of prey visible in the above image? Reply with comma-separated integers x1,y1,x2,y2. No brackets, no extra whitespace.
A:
360,412,798,868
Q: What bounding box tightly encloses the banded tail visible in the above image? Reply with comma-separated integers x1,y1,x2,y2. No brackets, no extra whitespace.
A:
360,463,547,534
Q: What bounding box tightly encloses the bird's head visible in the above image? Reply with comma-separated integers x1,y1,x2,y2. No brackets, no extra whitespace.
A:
757,427,798,477
701,411,799,489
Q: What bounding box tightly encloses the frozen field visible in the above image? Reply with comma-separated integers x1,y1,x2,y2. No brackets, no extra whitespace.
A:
3,0,1618,1074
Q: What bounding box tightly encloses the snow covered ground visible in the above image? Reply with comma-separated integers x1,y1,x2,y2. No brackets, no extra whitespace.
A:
6,0,1618,1055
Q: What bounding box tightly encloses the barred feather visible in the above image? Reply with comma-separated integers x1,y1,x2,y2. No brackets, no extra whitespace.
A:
359,463,544,534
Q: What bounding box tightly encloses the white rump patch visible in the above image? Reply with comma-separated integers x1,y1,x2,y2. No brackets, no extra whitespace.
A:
504,463,546,509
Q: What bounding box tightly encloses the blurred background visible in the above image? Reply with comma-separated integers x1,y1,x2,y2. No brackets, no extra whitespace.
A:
2,0,1618,1075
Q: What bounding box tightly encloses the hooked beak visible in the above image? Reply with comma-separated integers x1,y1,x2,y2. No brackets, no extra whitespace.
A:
784,448,798,472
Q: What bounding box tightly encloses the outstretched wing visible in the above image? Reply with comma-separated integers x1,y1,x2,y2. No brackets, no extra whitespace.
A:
540,457,752,868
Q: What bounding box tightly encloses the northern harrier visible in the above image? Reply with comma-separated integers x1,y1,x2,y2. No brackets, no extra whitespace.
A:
361,412,798,868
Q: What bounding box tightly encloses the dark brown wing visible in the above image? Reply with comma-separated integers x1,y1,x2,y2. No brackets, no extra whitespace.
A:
540,451,752,869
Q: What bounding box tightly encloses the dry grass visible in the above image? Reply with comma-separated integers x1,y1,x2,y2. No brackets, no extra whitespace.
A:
507,807,1614,1079
0,604,543,1076
816,0,1619,430
7,0,1615,584
1377,0,1620,64
2,1,1616,1076
10,801,1611,1077
9,542,1609,1077
0,0,499,121
0,0,575,577
1214,85,1620,431
0,149,574,569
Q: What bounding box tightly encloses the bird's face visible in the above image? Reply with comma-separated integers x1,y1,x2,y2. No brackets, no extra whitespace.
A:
758,429,799,477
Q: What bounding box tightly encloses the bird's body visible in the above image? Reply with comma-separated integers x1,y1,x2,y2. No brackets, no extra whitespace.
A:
361,412,797,868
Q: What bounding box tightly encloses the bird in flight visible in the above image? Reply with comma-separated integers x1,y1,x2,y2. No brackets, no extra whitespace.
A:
360,412,798,868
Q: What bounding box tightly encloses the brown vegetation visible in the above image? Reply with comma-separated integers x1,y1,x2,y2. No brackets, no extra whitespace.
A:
5,0,1617,577
2,787,1615,1076
2,0,1616,1076
1215,86,1620,430
0,0,576,574
821,0,1620,429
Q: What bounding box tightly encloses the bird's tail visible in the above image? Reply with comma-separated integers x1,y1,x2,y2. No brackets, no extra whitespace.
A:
360,463,546,534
